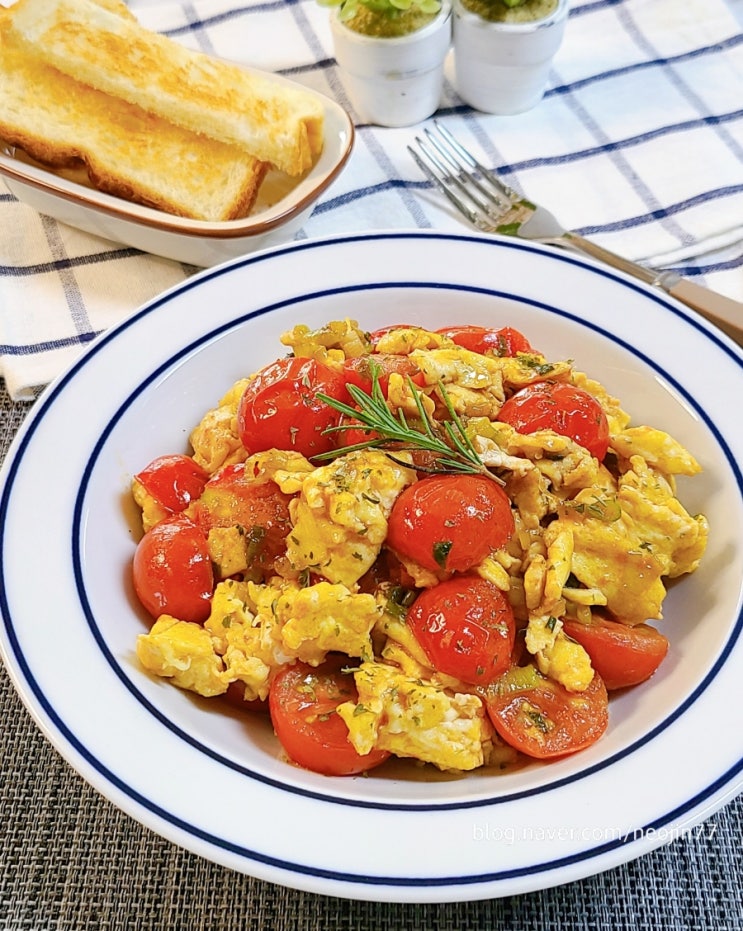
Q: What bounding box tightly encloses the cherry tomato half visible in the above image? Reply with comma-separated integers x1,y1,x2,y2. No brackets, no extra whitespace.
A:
497,381,610,461
407,575,515,685
134,454,209,514
437,325,535,357
237,356,349,458
486,666,609,759
132,515,213,623
269,657,390,776
386,474,515,574
196,462,293,576
562,616,669,691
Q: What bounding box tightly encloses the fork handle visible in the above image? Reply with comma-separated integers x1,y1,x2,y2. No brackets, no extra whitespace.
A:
663,279,743,346
561,232,743,346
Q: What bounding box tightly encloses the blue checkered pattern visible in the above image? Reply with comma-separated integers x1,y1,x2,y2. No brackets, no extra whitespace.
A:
1,0,741,398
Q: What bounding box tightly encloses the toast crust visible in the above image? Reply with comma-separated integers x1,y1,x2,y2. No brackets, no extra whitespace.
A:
9,0,324,176
0,19,268,221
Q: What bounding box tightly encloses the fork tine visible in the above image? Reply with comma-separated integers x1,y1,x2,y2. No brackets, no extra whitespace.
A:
412,135,480,207
408,144,487,229
432,120,522,204
415,130,511,230
411,134,510,228
409,123,536,234
421,128,511,215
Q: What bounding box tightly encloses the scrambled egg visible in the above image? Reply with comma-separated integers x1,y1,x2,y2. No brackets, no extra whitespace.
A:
337,661,489,771
206,526,250,579
374,326,450,355
410,346,505,417
275,581,381,664
131,477,169,533
552,454,708,624
472,418,602,492
525,617,594,692
137,615,227,697
189,379,250,473
280,318,369,366
132,317,709,776
137,577,383,700
515,522,595,691
245,449,316,495
571,371,631,435
611,425,701,475
286,448,416,588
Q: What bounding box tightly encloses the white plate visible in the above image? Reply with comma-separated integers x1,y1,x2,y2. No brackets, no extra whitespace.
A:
1,231,742,902
0,74,353,267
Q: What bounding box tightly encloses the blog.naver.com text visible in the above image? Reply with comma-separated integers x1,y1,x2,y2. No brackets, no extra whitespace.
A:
470,822,718,846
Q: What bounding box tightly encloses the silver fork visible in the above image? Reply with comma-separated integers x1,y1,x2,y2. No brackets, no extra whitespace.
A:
409,121,743,345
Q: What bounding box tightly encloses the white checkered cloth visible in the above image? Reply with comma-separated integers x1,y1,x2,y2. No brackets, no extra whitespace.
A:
1,0,741,399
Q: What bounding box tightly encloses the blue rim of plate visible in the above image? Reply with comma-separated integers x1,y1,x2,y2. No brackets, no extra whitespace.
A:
2,232,742,894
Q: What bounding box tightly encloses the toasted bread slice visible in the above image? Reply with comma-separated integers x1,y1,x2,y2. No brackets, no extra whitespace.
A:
8,0,324,177
0,19,268,221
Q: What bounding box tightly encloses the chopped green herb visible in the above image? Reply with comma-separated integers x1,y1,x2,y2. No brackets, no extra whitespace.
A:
433,540,453,569
385,585,418,620
568,494,622,522
526,709,549,733
519,355,557,376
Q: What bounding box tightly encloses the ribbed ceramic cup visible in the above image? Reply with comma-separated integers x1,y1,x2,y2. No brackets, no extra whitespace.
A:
331,4,452,127
452,0,569,114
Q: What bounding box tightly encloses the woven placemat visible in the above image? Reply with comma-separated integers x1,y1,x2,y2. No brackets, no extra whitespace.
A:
1,383,742,930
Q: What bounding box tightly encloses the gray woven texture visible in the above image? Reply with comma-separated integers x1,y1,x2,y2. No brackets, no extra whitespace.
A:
2,383,742,931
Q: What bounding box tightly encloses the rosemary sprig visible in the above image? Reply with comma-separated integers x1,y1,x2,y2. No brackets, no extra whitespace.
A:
315,368,495,479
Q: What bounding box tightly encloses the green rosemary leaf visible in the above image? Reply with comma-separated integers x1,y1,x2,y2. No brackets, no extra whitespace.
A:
437,382,482,460
315,367,499,480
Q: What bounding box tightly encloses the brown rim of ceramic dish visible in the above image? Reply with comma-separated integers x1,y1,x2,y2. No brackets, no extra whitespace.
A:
0,122,354,240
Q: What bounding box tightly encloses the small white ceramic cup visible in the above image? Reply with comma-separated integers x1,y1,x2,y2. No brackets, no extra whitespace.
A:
330,4,452,128
452,0,569,115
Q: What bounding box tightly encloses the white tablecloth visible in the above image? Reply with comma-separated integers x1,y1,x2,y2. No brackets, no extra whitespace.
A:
1,0,741,399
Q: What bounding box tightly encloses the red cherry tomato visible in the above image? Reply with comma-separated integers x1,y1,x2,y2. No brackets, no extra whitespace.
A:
486,666,609,759
333,353,427,450
436,325,535,356
134,454,209,514
407,575,515,685
386,474,514,574
269,657,390,776
342,353,425,397
196,462,293,576
562,617,669,691
236,356,349,458
497,381,610,461
332,410,380,449
132,515,213,623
